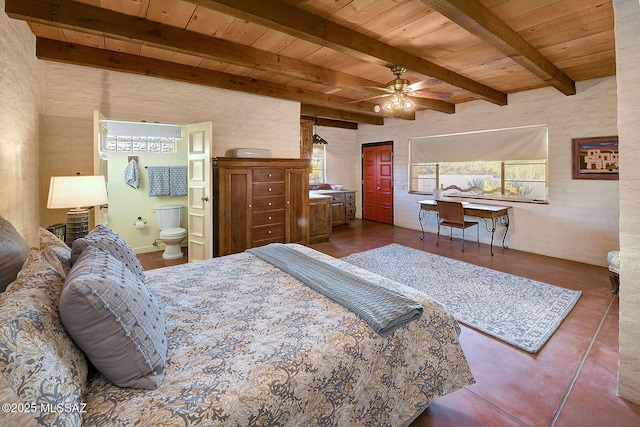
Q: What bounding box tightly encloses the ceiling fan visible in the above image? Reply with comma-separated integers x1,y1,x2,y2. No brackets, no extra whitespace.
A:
351,66,453,111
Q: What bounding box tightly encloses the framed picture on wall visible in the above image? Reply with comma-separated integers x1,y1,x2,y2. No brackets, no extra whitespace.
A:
572,136,619,180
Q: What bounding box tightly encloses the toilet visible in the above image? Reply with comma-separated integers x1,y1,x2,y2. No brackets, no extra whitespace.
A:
154,205,187,260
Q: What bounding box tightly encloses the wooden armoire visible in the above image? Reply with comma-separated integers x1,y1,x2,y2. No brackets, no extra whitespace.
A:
212,157,310,256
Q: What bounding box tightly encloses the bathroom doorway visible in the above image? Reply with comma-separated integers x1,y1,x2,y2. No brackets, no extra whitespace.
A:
94,112,189,255
94,114,213,261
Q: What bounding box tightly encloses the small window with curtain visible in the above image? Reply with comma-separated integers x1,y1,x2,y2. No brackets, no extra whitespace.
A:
409,125,549,202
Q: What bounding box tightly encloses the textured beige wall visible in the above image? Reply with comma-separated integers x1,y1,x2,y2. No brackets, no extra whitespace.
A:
42,62,301,157
40,62,302,235
39,116,94,227
614,0,640,404
0,1,44,246
357,77,619,266
314,125,360,211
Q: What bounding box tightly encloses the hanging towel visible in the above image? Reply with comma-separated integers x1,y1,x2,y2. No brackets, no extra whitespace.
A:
123,159,140,189
169,166,188,196
147,166,170,197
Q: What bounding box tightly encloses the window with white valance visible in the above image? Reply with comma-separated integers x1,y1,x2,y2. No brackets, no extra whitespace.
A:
409,125,549,202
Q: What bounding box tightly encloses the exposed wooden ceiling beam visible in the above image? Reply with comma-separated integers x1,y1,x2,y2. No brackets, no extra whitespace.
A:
301,116,359,130
420,0,576,96
411,98,455,114
301,105,385,125
35,37,394,119
5,0,398,100
182,0,508,106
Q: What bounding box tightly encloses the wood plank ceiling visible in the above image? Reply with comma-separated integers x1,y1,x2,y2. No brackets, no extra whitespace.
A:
5,0,615,125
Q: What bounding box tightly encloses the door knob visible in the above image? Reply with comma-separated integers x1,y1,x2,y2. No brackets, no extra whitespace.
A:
376,187,381,191
201,196,209,201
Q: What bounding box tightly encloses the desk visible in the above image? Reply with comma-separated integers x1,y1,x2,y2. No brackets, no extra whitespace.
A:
418,199,512,256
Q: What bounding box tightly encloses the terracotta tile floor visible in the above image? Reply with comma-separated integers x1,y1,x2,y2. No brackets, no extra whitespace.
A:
139,220,640,427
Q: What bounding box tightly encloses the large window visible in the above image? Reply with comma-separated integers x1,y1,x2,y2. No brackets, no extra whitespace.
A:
410,125,548,202
310,144,326,183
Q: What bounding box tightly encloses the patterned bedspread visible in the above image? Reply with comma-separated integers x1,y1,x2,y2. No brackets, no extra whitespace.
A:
82,244,474,426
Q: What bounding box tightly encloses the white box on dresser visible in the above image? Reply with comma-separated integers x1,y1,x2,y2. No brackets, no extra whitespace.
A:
225,148,272,158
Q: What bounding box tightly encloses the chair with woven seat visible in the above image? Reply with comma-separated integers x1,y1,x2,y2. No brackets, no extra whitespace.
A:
436,200,479,252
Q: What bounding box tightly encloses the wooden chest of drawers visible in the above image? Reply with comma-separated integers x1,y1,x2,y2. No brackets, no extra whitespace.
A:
328,190,356,226
344,191,356,223
251,168,286,247
212,157,309,256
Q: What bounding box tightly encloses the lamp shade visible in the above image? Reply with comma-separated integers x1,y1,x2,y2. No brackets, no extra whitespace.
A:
47,176,108,209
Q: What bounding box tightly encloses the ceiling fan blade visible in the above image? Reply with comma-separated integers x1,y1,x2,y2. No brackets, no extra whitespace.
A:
349,93,392,103
361,85,395,93
409,90,453,100
407,77,442,92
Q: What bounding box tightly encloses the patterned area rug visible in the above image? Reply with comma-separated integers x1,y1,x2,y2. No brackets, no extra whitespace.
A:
342,244,581,353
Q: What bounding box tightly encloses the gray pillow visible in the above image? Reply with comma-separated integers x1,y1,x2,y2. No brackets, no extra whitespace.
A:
39,227,71,277
60,246,167,389
0,216,30,292
0,250,88,427
70,224,145,282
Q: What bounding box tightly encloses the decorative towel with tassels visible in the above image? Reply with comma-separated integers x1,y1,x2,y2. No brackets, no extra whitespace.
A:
124,159,140,189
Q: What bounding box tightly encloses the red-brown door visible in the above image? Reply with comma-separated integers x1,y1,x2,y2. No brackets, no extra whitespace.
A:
362,143,393,224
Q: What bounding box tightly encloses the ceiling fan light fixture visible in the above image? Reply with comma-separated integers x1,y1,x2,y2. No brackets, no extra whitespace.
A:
350,65,452,110
384,101,394,112
404,98,413,109
384,92,413,111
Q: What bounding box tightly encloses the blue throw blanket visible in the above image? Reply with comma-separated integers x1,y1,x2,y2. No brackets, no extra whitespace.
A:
247,244,423,336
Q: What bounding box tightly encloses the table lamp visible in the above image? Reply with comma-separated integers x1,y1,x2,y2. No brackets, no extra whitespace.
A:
47,175,108,246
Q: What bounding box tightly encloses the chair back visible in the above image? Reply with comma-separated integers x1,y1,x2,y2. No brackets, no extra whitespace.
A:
437,200,465,225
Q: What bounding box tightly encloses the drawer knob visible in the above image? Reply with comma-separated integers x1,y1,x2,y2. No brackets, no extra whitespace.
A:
268,216,272,220
268,230,272,234
268,202,272,206
268,174,272,177
268,188,272,192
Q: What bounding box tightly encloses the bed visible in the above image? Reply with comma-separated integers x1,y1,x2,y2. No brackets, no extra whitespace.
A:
0,218,474,427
